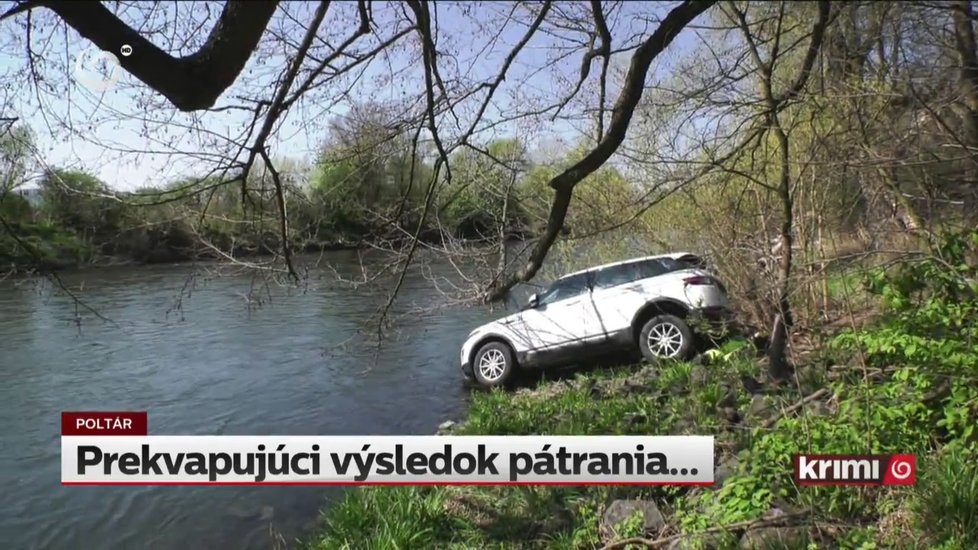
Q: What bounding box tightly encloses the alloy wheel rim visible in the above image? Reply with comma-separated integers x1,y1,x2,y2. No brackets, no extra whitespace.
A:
478,349,507,381
647,322,683,357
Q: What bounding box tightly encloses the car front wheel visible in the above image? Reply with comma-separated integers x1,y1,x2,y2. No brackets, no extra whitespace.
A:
638,314,694,361
473,342,517,388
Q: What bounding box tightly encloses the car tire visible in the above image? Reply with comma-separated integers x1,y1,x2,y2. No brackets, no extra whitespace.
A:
472,342,517,388
639,314,695,361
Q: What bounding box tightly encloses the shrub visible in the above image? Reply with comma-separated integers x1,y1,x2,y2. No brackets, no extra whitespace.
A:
911,444,978,547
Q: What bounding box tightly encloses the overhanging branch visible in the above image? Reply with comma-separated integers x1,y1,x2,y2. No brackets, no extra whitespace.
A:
482,0,719,303
18,0,280,112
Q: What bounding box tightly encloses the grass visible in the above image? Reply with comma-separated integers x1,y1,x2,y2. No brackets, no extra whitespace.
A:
909,445,978,548
302,358,773,550
304,355,978,550
824,268,876,312
825,270,861,301
301,363,713,550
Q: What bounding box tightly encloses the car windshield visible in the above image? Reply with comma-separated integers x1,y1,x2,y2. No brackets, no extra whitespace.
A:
537,273,590,306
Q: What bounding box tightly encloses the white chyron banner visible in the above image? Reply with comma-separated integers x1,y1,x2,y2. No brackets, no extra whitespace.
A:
62,435,715,485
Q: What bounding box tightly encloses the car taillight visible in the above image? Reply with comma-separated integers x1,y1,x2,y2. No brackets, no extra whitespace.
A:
683,275,713,286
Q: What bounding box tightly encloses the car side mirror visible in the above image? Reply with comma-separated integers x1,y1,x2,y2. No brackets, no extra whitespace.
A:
526,293,539,309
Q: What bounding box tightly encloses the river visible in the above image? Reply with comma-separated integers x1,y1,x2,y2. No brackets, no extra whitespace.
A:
0,251,520,549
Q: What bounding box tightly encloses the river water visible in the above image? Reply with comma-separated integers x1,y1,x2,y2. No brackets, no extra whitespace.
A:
0,251,518,549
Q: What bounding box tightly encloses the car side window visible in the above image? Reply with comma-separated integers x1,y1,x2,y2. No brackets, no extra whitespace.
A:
538,273,591,306
594,263,639,289
635,259,669,280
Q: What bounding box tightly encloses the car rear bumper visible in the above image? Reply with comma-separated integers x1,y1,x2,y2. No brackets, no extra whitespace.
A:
698,305,733,321
461,360,474,380
691,305,736,334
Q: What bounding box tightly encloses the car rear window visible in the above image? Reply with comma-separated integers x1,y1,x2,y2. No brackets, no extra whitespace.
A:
634,258,690,279
635,259,669,279
591,255,711,289
675,254,706,269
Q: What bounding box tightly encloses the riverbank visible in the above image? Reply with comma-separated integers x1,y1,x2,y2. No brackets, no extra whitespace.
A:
0,220,523,275
0,220,374,273
0,226,521,275
302,244,978,549
0,235,362,275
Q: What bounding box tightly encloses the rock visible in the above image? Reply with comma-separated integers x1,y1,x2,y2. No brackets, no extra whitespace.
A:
667,533,730,550
691,365,710,385
803,400,833,417
751,332,770,353
436,420,456,434
673,417,697,434
762,506,788,520
635,366,660,383
623,380,654,395
718,406,741,424
714,455,740,488
748,395,771,418
716,388,738,409
740,527,809,549
625,412,648,426
599,500,666,542
741,375,764,394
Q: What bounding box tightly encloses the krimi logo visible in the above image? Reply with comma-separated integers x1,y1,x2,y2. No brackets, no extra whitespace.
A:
793,454,916,486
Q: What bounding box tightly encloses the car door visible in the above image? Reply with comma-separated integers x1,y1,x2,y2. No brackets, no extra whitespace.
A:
589,262,644,336
516,272,603,351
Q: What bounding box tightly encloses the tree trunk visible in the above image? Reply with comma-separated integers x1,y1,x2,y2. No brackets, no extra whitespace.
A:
951,0,978,193
730,0,830,381
767,119,795,381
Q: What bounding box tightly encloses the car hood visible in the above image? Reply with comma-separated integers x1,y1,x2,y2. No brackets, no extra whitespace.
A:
468,310,523,337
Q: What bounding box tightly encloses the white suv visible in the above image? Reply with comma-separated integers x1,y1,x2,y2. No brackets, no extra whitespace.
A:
460,252,733,388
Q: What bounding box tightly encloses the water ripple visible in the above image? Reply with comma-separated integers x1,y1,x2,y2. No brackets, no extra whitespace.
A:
0,260,494,549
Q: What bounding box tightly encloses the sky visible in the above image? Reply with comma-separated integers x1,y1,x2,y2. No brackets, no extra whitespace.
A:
0,1,696,192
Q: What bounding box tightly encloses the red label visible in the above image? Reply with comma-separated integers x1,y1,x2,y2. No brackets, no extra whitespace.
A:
881,454,916,486
62,412,148,436
793,454,916,486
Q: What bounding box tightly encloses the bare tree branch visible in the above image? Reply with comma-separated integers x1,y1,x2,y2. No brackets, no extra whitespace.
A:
482,0,719,303
17,0,280,111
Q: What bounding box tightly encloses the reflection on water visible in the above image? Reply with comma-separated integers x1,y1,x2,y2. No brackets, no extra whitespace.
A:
0,253,510,549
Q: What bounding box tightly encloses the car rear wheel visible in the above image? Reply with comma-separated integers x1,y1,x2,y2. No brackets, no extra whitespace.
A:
638,314,694,361
473,342,516,388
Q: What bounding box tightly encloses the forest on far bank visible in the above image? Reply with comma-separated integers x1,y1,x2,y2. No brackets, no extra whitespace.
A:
1,106,635,269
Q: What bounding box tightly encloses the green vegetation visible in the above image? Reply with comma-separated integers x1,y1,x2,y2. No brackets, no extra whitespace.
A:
0,220,92,268
0,104,637,272
305,230,978,549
